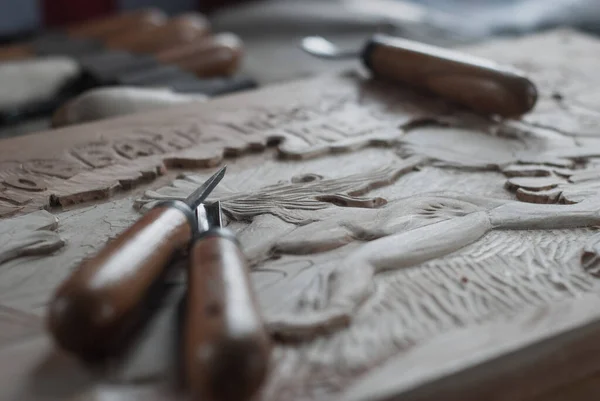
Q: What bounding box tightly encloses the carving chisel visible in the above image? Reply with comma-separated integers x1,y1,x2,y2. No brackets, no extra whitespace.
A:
0,9,168,62
47,166,227,359
184,201,271,401
103,12,210,54
301,34,538,117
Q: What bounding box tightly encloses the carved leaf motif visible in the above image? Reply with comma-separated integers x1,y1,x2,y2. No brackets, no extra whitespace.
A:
135,157,425,225
0,210,64,265
503,163,600,204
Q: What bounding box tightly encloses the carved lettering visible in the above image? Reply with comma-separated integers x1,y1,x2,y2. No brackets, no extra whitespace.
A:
23,159,84,179
71,142,118,168
118,166,165,190
0,186,32,205
0,201,20,218
285,123,345,145
324,116,383,138
3,175,47,192
113,139,163,160
215,99,352,136
150,133,196,152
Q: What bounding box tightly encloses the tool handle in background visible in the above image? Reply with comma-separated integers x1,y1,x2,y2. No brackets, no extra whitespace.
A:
0,9,168,63
156,33,244,78
362,34,538,117
184,228,271,401
66,8,168,41
105,13,211,54
0,44,33,62
47,202,194,360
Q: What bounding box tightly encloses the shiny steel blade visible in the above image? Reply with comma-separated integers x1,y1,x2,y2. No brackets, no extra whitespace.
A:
205,201,223,228
300,36,359,59
196,205,210,233
184,166,226,209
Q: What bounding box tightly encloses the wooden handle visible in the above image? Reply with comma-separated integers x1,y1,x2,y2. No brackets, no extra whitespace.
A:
66,8,168,40
105,13,210,54
363,34,538,117
184,229,271,401
0,44,33,62
0,9,166,63
156,33,243,78
47,203,193,359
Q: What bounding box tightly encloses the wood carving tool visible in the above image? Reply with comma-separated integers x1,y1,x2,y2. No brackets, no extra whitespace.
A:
184,201,271,401
301,34,538,117
47,166,227,359
66,8,168,41
0,33,250,125
155,33,244,78
104,13,211,54
0,9,168,62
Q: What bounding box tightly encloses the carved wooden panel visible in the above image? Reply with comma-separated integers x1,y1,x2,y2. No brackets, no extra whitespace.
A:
2,29,600,401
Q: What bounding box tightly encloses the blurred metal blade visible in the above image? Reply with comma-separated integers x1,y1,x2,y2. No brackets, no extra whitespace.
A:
184,166,226,209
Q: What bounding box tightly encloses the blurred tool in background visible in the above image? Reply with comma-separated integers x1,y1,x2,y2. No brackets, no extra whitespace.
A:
301,34,537,118
0,9,253,136
1,0,599,137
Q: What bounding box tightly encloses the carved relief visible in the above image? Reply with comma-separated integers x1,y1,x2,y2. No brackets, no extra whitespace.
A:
0,210,64,265
0,187,32,205
0,78,449,217
136,156,424,225
23,159,84,179
113,138,164,160
2,30,600,401
70,142,119,168
138,162,600,342
3,174,47,192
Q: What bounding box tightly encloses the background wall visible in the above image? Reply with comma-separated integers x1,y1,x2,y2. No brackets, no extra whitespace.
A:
0,0,40,37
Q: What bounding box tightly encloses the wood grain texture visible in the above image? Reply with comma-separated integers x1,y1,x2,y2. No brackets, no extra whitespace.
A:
2,29,600,401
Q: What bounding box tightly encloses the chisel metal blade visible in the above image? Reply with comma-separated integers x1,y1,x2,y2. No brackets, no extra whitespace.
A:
205,201,223,228
184,166,226,209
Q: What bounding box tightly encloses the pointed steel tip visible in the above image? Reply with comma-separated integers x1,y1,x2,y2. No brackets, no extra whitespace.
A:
184,165,227,209
216,165,227,176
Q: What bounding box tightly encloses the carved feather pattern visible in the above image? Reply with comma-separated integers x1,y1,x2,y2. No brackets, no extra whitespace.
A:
263,228,599,401
135,156,425,224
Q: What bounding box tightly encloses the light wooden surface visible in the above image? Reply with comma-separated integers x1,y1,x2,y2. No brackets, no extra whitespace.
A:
2,29,600,401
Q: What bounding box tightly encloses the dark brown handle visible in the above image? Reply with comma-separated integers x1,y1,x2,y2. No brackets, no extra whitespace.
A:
66,8,168,40
184,229,271,401
105,13,210,54
0,44,33,62
363,34,538,117
47,203,193,359
156,33,243,77
0,9,167,63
